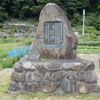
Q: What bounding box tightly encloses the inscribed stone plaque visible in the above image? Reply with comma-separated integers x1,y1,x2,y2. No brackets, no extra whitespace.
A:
44,21,63,46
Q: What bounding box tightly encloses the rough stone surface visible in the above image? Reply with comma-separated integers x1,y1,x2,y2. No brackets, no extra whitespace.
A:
74,71,98,83
9,81,20,91
76,81,100,93
61,77,76,93
14,62,22,72
35,3,77,59
42,81,60,92
8,59,100,93
11,71,25,82
22,61,36,71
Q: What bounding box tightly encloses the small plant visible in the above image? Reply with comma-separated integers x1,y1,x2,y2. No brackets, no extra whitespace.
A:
2,57,19,68
0,50,8,58
0,64,3,70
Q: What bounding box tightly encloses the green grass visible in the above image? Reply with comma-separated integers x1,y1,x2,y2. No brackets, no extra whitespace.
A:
0,69,100,100
0,43,14,70
0,43,17,69
96,70,100,73
77,45,100,54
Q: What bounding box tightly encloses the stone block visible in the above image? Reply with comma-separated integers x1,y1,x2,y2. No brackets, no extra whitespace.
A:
31,81,41,92
83,61,95,71
19,82,26,92
61,77,76,93
74,71,98,83
8,81,20,91
42,82,60,93
22,61,34,70
63,62,82,71
25,82,33,92
44,71,64,82
25,71,43,82
76,81,100,93
14,62,22,72
44,62,62,71
11,71,25,82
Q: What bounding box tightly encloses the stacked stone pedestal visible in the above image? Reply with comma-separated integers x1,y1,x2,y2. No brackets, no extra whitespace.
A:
8,55,100,93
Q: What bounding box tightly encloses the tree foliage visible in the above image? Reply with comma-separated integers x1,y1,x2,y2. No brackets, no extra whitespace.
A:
0,0,100,31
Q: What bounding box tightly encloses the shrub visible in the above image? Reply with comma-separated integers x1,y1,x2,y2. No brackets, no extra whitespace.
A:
2,57,19,68
0,23,3,28
79,34,96,42
0,64,3,70
0,12,8,22
0,50,8,58
95,21,100,30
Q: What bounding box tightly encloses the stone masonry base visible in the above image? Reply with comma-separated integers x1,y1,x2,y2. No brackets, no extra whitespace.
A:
8,55,100,94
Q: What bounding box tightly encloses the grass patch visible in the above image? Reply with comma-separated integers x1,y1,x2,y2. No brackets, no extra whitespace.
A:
0,69,100,100
77,45,100,54
96,70,100,73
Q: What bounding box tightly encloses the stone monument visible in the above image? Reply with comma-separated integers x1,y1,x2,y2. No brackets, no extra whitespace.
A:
8,3,100,93
35,3,77,59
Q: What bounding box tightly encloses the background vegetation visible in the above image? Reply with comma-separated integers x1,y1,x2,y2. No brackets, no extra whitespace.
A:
0,0,100,35
0,0,100,25
0,0,100,38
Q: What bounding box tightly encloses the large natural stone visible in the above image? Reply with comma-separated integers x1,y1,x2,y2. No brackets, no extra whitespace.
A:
11,71,25,82
21,61,36,71
76,81,100,93
63,59,95,71
89,84,100,92
76,82,89,93
8,81,20,91
25,82,33,92
25,71,42,82
44,62,62,71
44,71,64,82
35,3,77,59
74,70,98,83
42,82,60,93
61,76,76,93
62,62,82,71
14,62,22,72
83,61,95,71
31,81,41,92
19,82,27,93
